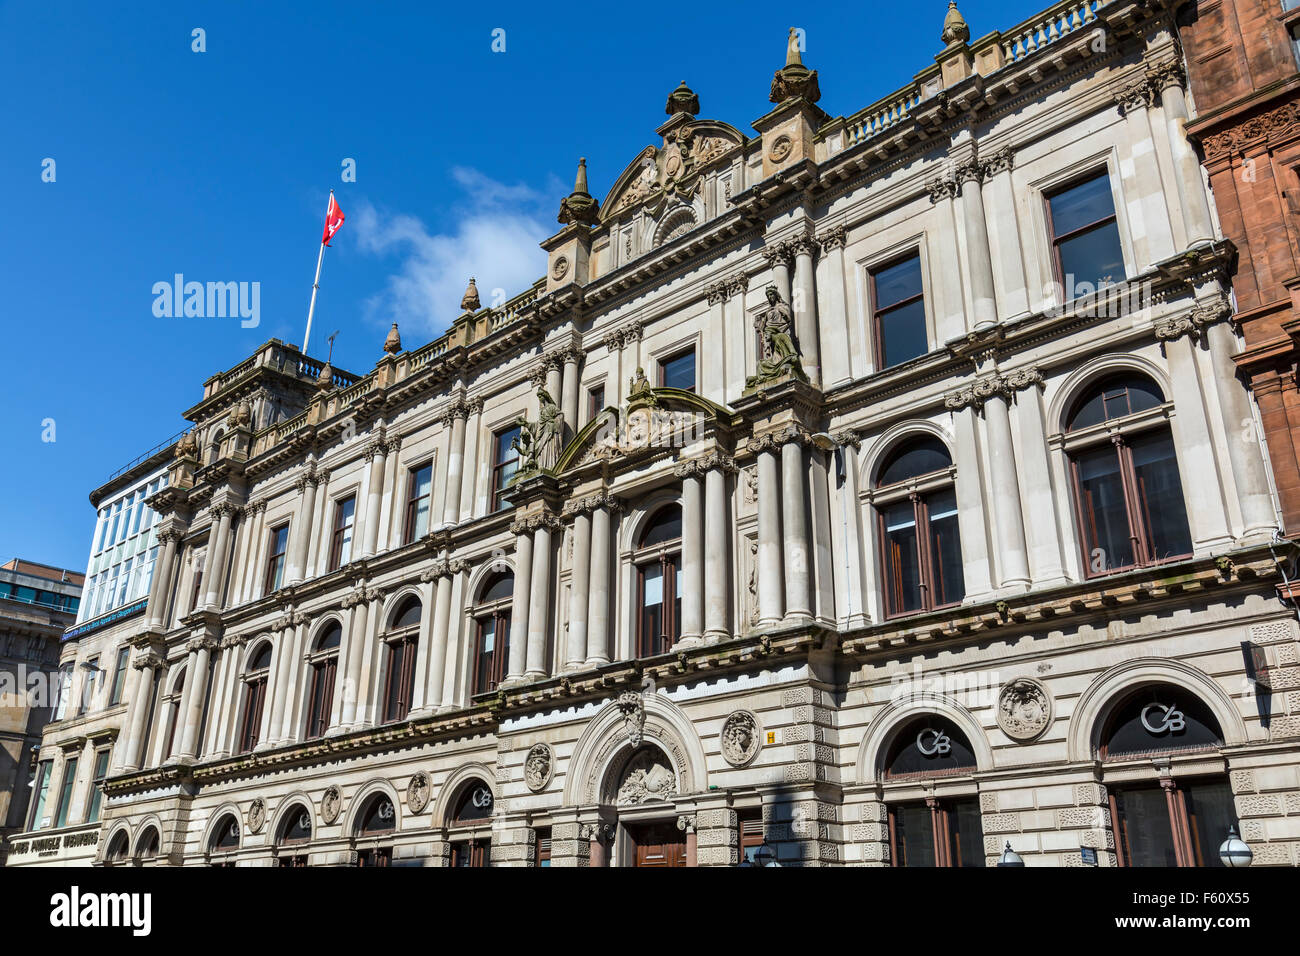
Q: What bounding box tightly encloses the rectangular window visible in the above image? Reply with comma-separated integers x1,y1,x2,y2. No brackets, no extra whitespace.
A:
404,463,434,544
1047,171,1126,294
587,385,606,425
889,797,984,867
491,426,522,512
29,760,53,829
880,489,964,617
871,253,928,370
1111,778,1236,867
53,664,73,721
328,496,356,572
658,349,696,392
535,828,552,867
109,646,130,705
190,551,206,613
86,748,111,823
265,523,290,594
53,756,79,828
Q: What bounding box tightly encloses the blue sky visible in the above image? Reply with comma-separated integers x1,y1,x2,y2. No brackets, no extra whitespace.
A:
0,0,1044,572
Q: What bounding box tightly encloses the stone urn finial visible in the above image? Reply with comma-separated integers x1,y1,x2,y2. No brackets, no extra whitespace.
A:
461,278,481,313
558,158,601,226
942,2,971,46
384,322,402,355
665,80,700,117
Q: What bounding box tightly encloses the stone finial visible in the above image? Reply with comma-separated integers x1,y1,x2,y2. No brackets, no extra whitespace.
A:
317,360,334,389
941,2,971,46
558,158,601,226
461,278,481,313
175,430,198,460
769,28,820,104
384,322,402,355
665,80,700,117
231,399,252,428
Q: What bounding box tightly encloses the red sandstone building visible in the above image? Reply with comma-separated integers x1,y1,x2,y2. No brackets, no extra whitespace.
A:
1183,0,1300,530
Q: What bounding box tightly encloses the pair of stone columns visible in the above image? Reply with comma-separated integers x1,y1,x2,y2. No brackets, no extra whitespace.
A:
440,397,484,528
115,648,163,772
507,513,562,681
170,636,216,760
563,494,619,669
144,528,182,631
751,429,813,626
201,503,237,609
413,559,465,712
674,455,737,643
286,467,324,585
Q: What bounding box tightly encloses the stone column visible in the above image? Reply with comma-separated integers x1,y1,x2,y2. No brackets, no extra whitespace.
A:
287,470,318,585
145,530,180,629
264,619,295,747
525,519,556,679
586,500,614,667
755,440,785,625
361,437,388,558
703,456,734,642
781,435,812,621
278,619,308,743
202,641,236,757
676,464,705,644
507,528,533,682
120,652,160,772
544,356,563,414
927,176,969,343
724,275,750,399
561,348,581,444
790,234,822,386
1010,373,1069,586
1150,64,1214,249
957,159,998,331
1116,81,1177,269
1201,306,1278,540
826,434,871,628
410,575,437,714
981,385,1031,591
816,227,851,387
176,639,213,759
339,596,368,728
763,243,793,307
981,148,1031,321
566,509,592,668
442,404,469,528
948,404,994,600
704,282,730,406
201,505,234,608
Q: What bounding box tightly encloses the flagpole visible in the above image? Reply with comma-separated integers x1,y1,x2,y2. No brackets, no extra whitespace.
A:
303,189,333,356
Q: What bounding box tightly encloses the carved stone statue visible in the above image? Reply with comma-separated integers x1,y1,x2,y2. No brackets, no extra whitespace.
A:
628,366,658,407
747,285,808,389
175,430,198,460
512,387,562,474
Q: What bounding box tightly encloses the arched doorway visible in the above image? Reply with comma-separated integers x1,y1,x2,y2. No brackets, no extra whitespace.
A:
604,745,685,867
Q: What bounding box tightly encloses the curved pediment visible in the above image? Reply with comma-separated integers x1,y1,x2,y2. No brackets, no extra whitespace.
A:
553,387,737,474
600,120,745,223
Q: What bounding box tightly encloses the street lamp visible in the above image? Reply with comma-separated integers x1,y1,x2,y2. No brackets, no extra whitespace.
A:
996,841,1025,867
739,842,780,867
1219,826,1253,868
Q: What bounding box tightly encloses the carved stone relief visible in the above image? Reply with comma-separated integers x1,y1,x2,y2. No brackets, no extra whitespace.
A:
721,710,762,767
996,678,1053,742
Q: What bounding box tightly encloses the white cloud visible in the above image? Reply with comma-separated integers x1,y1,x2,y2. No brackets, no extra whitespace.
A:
351,167,559,337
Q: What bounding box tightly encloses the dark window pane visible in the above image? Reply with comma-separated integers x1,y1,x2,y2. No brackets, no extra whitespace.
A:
358,796,396,835
1074,445,1135,572
1058,224,1126,290
1103,686,1223,758
878,298,929,369
392,598,421,630
315,623,342,652
894,804,936,867
660,351,696,392
1130,432,1192,562
950,798,986,868
452,782,494,822
1184,779,1236,868
883,501,922,615
884,716,978,777
1068,375,1166,431
874,256,924,310
1114,786,1178,866
481,573,514,603
1049,173,1117,237
640,506,683,548
475,618,496,695
878,438,952,487
926,488,965,606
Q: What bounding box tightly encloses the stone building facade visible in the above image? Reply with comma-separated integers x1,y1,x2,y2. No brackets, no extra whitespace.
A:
1182,0,1300,534
9,0,1300,867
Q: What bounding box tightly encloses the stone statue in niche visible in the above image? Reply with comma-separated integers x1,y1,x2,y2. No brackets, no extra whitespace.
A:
616,748,676,806
512,387,562,475
747,286,808,390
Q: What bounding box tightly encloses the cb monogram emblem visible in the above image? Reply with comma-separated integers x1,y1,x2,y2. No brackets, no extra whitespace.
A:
917,728,952,756
1141,703,1186,735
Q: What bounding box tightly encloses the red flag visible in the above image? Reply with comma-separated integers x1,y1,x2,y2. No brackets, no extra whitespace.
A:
322,193,345,246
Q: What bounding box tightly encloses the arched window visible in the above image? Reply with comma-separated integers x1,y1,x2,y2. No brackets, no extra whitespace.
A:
208,429,225,465
135,826,160,863
237,643,273,754
448,780,494,868
635,505,683,658
160,664,186,761
881,716,983,868
276,804,313,867
472,573,513,696
874,438,964,617
354,793,397,867
105,830,130,865
304,622,342,740
1098,685,1235,867
1065,373,1192,575
208,813,240,859
382,598,420,723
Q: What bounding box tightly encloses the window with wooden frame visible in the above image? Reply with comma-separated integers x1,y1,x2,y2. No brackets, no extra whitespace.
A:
471,572,513,696
1064,374,1192,577
327,496,356,572
870,252,927,370
534,827,552,867
209,814,241,855
491,425,522,512
739,810,766,864
108,645,130,705
237,643,273,754
658,349,696,392
353,793,395,867
86,746,111,823
449,780,494,867
1110,777,1237,868
161,665,185,761
873,438,964,618
304,622,342,740
888,798,985,868
404,462,434,544
381,597,421,723
634,505,683,659
1045,170,1126,294
587,384,606,425
264,523,289,595
53,755,78,828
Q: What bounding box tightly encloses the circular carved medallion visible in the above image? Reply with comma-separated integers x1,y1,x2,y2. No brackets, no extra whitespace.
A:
320,785,341,825
246,798,266,834
551,256,570,281
720,710,762,767
524,743,554,793
769,134,793,163
996,678,1053,742
407,771,432,814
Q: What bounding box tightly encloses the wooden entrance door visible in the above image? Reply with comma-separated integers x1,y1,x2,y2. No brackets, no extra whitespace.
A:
631,823,687,867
